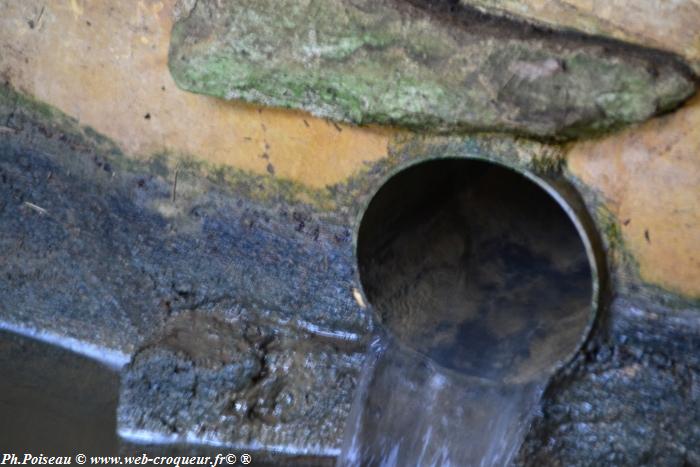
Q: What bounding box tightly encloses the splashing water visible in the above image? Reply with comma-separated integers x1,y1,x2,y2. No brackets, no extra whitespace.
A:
337,336,546,467
346,160,595,466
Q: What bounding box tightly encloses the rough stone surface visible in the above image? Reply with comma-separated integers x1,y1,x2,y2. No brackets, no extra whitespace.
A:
1,0,699,461
118,311,365,455
2,82,699,461
463,0,700,74
0,83,371,359
1,0,697,299
515,297,700,466
168,0,696,139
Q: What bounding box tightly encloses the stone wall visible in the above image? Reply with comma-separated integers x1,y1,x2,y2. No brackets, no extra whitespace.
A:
1,0,698,463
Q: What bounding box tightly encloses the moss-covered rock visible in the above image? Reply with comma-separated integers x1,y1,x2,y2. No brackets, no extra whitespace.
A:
169,0,696,139
461,0,700,74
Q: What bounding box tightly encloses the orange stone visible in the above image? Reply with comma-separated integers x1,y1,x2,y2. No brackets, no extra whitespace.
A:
568,94,700,298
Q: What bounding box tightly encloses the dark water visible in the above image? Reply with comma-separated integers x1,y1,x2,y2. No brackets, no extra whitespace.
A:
346,160,593,466
0,330,120,454
0,330,334,466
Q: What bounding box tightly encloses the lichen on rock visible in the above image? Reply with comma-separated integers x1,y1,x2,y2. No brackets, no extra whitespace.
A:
168,0,696,139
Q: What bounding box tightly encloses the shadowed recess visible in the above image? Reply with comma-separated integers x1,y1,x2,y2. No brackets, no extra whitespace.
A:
357,159,594,383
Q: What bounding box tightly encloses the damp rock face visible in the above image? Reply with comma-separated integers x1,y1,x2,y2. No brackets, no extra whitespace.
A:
0,83,370,361
168,0,696,139
515,297,700,466
118,311,365,455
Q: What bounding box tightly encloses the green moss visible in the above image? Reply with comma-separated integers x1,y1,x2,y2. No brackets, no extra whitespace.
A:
596,206,626,252
1,85,67,128
529,148,565,175
168,0,696,139
117,148,340,214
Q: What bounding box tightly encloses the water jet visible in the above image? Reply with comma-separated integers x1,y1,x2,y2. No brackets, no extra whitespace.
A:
340,158,603,465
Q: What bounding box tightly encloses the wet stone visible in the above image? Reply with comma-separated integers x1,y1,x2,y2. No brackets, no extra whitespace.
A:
118,311,366,455
515,339,700,466
2,82,700,461
0,82,371,359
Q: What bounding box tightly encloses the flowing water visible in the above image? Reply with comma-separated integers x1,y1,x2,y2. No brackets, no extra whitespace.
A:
337,336,546,467
344,160,594,467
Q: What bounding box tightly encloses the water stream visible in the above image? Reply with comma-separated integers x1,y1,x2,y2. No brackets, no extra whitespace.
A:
338,336,546,467
343,160,594,467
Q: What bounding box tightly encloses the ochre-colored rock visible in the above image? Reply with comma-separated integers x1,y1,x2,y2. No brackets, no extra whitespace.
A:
568,94,700,298
464,0,700,73
0,0,391,189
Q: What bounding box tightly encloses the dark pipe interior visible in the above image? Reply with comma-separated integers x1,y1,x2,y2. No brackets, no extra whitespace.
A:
357,159,593,383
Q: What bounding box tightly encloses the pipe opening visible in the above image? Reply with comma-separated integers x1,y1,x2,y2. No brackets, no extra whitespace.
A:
357,158,595,383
